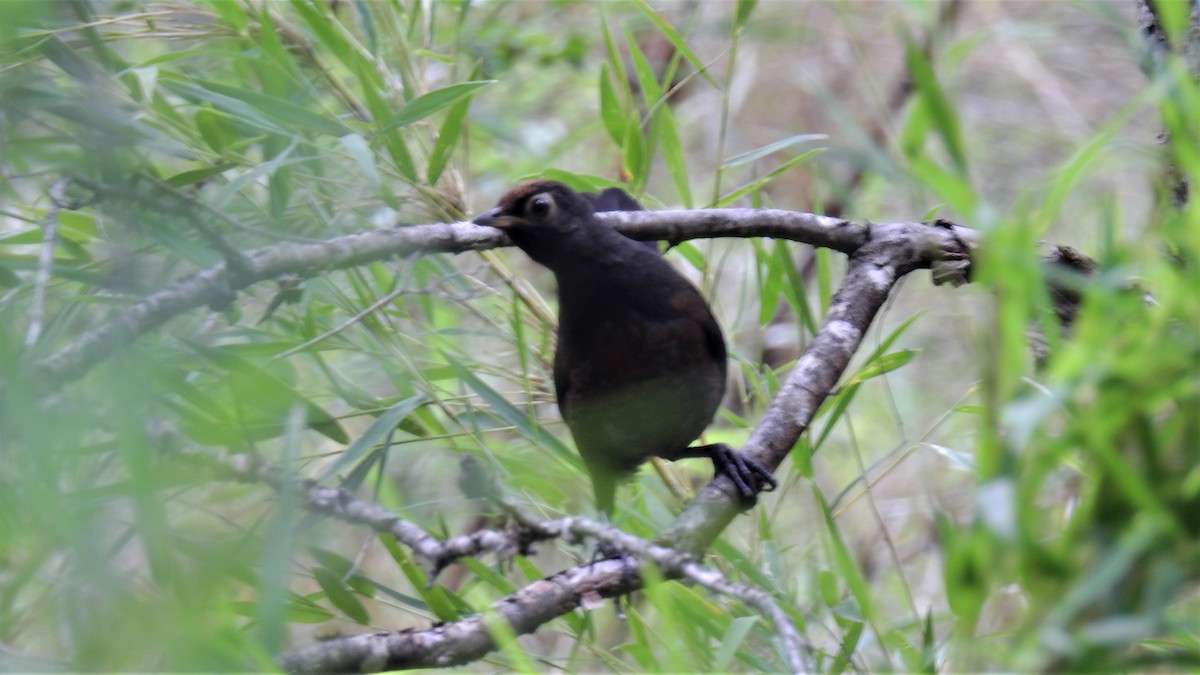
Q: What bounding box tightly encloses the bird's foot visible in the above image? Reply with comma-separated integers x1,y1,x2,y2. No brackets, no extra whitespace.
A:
586,541,633,621
705,443,778,504
590,541,624,564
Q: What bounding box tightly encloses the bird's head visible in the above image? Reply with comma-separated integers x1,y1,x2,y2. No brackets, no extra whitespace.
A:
472,180,594,236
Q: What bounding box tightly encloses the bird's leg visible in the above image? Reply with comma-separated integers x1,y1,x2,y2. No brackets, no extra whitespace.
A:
590,510,625,563
666,443,778,503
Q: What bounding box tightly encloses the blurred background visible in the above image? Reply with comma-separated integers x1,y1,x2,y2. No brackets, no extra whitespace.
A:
1,1,1195,672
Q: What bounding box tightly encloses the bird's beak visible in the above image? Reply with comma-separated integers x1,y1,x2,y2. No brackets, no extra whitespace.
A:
472,208,518,230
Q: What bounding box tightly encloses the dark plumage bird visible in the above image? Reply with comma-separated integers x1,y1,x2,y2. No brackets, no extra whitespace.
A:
473,180,776,515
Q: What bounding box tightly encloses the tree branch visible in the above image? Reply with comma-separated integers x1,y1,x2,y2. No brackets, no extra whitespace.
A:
32,208,973,390
263,217,973,672
267,458,812,673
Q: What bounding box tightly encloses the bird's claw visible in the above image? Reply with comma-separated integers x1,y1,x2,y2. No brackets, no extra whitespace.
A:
710,443,778,503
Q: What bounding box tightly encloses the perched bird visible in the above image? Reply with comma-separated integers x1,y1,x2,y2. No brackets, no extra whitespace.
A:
473,180,776,515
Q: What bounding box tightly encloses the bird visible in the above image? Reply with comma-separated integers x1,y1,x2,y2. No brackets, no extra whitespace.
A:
473,180,776,516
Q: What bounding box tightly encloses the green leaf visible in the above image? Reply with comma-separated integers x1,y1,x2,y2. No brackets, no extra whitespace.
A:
443,353,578,468
380,534,461,621
842,349,920,386
904,38,967,174
379,80,495,134
622,112,646,186
722,133,827,169
191,78,349,137
177,342,349,445
713,615,758,671
163,78,286,136
358,60,417,182
207,0,249,32
338,133,382,193
735,0,758,29
776,238,818,336
313,568,370,625
632,0,717,88
212,138,299,209
625,27,663,104
427,95,471,185
600,15,629,98
318,394,429,482
655,109,692,207
165,163,235,188
288,0,365,76
715,148,824,206
598,62,627,146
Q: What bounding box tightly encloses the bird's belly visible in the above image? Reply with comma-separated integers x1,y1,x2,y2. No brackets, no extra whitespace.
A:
562,360,724,474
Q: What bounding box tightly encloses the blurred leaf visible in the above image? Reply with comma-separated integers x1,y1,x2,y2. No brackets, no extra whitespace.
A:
654,104,693,207
313,567,370,625
318,394,429,482
189,79,349,137
165,163,236,188
598,62,627,146
212,138,299,208
734,0,758,29
380,80,495,134
842,349,919,387
632,0,717,87
380,534,462,621
904,37,967,174
722,134,827,169
622,112,646,187
427,95,471,185
444,353,578,468
713,615,758,671
180,343,348,445
715,149,824,206
338,133,383,193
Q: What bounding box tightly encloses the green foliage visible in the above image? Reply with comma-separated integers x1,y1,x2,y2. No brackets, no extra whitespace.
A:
0,1,1196,673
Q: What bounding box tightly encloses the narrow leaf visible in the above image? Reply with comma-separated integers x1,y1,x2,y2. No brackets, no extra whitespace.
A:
598,62,627,146
427,95,471,184
715,148,824,206
191,79,349,137
633,0,717,87
318,394,429,482
380,80,495,134
722,133,827,169
904,38,967,174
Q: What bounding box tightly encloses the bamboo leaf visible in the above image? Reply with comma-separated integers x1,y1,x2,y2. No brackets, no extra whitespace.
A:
715,148,824,206
722,133,827,169
188,79,349,137
904,37,967,174
598,62,627,146
632,0,717,87
427,95,471,185
379,80,495,134
318,394,429,482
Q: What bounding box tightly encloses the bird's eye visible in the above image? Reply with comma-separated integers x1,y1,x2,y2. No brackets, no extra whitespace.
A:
528,194,553,218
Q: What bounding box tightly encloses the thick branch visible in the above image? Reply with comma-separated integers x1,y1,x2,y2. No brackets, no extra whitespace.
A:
32,208,931,390
660,221,964,553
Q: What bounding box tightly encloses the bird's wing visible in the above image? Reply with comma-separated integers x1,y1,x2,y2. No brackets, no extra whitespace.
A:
552,340,572,421
587,187,660,254
589,187,643,213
